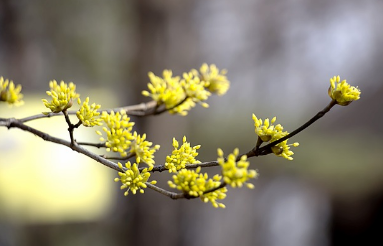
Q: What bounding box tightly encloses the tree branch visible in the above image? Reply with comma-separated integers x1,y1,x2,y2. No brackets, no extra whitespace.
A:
145,182,200,200
246,99,337,157
104,153,136,160
77,142,106,148
5,118,123,172
145,183,186,199
152,96,189,115
19,100,159,123
203,181,227,194
1,99,338,202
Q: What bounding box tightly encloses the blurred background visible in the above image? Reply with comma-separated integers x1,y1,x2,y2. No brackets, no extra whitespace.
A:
0,0,382,245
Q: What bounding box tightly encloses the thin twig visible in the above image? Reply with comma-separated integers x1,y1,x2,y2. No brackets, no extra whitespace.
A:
104,153,136,160
63,110,81,146
146,180,227,199
19,100,158,123
145,183,185,199
19,112,63,123
5,118,123,172
145,182,200,200
203,182,227,194
152,96,189,115
77,142,106,148
141,160,220,173
111,101,157,116
247,99,337,157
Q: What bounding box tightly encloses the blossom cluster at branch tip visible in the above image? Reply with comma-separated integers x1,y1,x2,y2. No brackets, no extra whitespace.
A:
193,63,230,96
168,167,227,208
328,76,361,106
42,80,79,113
115,162,157,195
129,131,160,167
0,76,24,106
164,136,201,173
76,97,102,127
218,148,257,188
142,64,230,115
252,114,299,160
96,110,135,157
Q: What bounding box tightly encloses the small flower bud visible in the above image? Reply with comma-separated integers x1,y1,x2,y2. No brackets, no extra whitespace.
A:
271,146,283,155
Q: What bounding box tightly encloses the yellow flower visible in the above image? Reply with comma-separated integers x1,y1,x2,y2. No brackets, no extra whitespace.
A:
165,136,201,173
200,174,227,208
96,110,135,157
180,72,211,109
142,65,225,116
115,162,157,195
271,141,299,161
328,76,361,106
0,77,24,106
218,148,257,188
252,114,299,160
168,167,207,197
129,131,160,167
168,166,227,208
142,70,186,114
76,97,102,127
252,114,285,142
42,80,79,113
195,63,230,95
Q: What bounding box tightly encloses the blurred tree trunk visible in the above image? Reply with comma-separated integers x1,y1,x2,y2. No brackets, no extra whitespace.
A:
114,1,189,245
0,0,24,82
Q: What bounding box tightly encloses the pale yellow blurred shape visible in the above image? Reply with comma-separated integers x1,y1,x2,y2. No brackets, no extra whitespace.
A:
0,92,118,223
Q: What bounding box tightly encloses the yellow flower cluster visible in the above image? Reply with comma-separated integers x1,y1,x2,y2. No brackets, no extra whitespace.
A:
129,131,160,167
193,63,230,95
328,76,361,106
76,97,102,127
218,148,257,188
96,110,135,157
42,80,79,113
168,167,206,197
168,167,227,208
252,114,299,160
0,77,24,106
200,175,227,208
115,162,157,195
252,115,284,142
164,136,201,173
143,70,185,113
271,141,299,161
142,64,230,115
181,72,210,108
